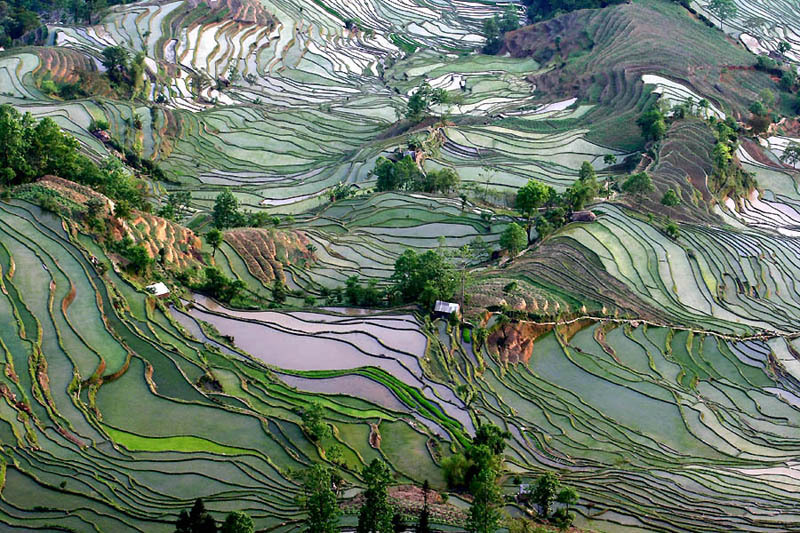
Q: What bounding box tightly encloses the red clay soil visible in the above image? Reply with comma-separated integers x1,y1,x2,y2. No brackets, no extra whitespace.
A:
488,321,552,364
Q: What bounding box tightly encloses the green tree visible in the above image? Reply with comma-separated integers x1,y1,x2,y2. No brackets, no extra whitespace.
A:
305,464,340,533
390,249,457,308
207,229,223,257
782,142,800,166
302,402,331,441
175,498,217,533
473,424,511,456
442,452,470,489
202,267,245,302
665,219,680,239
661,188,681,206
212,189,240,229
749,100,768,117
220,511,253,533
636,107,667,142
357,459,394,533
621,172,654,197
466,461,502,533
712,141,732,171
532,472,560,519
778,41,792,58
707,0,737,30
552,487,579,531
374,156,423,191
101,45,130,85
272,278,287,304
86,197,105,219
500,222,527,256
603,154,617,165
125,244,151,274
482,16,502,54
516,179,550,223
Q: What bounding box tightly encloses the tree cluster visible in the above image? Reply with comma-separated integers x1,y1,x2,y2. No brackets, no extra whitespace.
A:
482,6,519,54
0,104,145,207
174,498,254,533
389,248,457,310
502,162,600,255
211,189,285,230
301,402,331,442
373,156,460,194
441,425,509,533
521,0,625,23
101,45,146,97
637,105,667,143
406,82,450,122
527,472,579,530
183,266,245,303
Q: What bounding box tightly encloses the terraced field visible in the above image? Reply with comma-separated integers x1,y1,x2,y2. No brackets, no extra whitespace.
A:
4,0,800,530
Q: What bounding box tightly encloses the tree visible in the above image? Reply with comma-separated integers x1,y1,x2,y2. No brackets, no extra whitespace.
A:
405,82,449,122
390,249,457,308
466,461,502,533
516,179,550,222
778,41,792,58
780,70,797,92
712,142,732,171
206,229,223,257
473,424,511,456
603,154,617,166
442,452,471,489
212,189,240,229
665,219,680,239
101,45,130,85
374,156,423,191
749,100,768,117
302,402,330,441
125,244,152,274
707,0,737,30
661,188,681,206
500,222,527,256
175,498,217,533
202,267,245,302
621,172,654,197
782,142,800,166
416,480,431,533
532,472,560,519
482,16,502,54
220,511,253,533
564,179,596,211
305,464,340,533
357,459,394,533
637,107,667,142
86,197,105,219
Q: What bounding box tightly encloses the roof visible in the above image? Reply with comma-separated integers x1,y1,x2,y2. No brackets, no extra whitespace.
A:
145,282,170,297
434,300,459,314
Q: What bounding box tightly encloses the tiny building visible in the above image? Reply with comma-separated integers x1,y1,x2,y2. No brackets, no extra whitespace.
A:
434,300,460,318
145,282,170,298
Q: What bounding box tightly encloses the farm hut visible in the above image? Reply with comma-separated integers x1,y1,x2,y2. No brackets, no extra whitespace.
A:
571,210,597,223
145,282,170,298
434,300,460,318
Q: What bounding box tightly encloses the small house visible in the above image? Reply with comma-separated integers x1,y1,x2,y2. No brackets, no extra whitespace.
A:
145,282,170,298
434,300,460,317
571,210,597,223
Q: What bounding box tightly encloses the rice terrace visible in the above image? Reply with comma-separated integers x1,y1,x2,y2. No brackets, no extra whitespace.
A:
4,0,800,530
